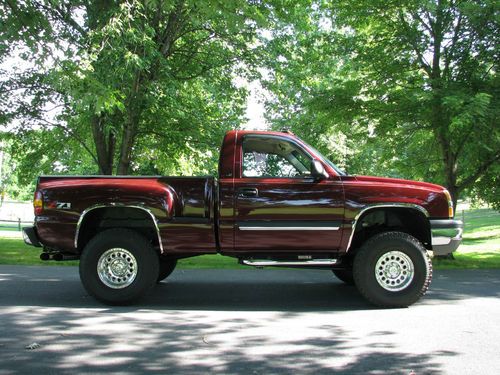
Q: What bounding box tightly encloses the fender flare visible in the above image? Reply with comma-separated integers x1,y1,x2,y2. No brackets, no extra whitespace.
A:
74,204,164,253
345,203,430,252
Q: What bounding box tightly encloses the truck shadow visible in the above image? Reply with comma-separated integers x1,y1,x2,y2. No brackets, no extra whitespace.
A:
146,278,370,311
0,268,372,311
0,267,499,311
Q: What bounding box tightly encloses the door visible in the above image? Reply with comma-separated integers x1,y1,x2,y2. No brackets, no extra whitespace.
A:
233,134,344,252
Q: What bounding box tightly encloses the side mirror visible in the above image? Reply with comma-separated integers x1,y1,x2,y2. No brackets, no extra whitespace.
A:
311,160,328,180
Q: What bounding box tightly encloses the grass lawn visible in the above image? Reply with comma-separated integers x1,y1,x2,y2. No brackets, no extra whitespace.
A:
1,208,498,269
0,236,245,269
433,208,500,269
0,237,78,267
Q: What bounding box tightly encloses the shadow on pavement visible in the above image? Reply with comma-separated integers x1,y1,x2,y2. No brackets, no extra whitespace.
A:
0,304,457,374
0,266,499,310
0,266,372,311
0,265,480,374
424,269,500,303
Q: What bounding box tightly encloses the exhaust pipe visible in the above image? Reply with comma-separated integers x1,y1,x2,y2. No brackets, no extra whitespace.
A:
40,253,79,261
52,253,63,261
40,253,51,261
53,253,79,261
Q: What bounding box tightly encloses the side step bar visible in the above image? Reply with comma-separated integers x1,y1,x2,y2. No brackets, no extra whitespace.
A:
241,259,338,267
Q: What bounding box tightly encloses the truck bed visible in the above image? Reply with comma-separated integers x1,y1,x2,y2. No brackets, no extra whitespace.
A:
36,175,218,254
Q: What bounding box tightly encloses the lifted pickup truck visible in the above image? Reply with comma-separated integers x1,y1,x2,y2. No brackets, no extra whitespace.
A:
23,130,463,307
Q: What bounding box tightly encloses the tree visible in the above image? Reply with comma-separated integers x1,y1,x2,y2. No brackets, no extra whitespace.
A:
263,0,499,208
1,0,271,175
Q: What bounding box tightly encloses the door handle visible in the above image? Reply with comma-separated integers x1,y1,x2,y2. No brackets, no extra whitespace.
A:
238,188,259,198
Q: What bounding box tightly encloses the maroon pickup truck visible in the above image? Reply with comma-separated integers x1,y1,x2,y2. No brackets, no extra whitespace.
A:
23,130,462,307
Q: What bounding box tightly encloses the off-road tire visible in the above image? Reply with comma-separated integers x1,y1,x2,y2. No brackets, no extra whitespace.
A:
157,259,177,283
79,228,159,305
353,231,432,308
332,269,355,285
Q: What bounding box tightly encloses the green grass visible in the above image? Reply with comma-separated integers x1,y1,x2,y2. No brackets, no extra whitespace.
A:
433,208,500,269
0,236,244,269
0,237,79,266
177,254,247,269
1,208,498,269
0,223,23,232
433,252,500,269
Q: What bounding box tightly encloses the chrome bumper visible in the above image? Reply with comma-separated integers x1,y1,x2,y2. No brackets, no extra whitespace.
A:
430,219,463,256
22,226,42,247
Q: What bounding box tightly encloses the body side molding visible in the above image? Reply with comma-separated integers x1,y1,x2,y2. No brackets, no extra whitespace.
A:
237,220,341,231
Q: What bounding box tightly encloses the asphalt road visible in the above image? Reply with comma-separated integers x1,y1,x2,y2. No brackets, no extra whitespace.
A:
0,265,499,374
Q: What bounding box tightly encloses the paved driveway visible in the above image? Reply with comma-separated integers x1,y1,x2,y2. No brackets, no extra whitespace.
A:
0,265,499,374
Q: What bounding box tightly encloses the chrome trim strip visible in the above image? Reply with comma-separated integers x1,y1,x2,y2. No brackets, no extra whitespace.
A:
74,203,164,254
345,203,430,253
239,226,340,231
242,259,338,267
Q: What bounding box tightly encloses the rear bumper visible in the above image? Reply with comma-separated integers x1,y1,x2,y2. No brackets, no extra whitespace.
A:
430,219,463,256
22,226,42,248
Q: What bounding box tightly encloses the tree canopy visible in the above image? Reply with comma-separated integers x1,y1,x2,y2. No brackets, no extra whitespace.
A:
1,0,276,178
263,0,499,208
1,0,498,207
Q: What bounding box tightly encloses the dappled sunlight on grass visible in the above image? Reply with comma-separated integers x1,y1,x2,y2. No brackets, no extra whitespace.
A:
463,227,500,239
456,208,500,255
461,209,500,233
0,230,23,238
434,252,500,269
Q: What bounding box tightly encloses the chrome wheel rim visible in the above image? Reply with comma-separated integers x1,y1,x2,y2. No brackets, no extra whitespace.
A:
97,248,138,289
375,251,414,292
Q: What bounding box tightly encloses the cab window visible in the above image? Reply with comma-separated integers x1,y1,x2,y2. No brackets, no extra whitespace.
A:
242,136,312,178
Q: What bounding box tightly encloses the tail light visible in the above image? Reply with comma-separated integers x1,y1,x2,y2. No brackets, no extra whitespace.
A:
443,189,454,218
34,190,43,215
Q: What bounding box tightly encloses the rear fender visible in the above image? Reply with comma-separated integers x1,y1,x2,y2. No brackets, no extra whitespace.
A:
74,204,165,253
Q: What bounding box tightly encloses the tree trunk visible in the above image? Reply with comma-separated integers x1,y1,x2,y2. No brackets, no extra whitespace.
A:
116,113,138,175
430,2,460,212
116,72,143,175
449,185,459,214
91,114,115,175
432,101,460,212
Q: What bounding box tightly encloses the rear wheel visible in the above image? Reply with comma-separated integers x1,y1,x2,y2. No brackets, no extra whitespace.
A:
157,259,177,283
353,231,432,308
79,229,159,305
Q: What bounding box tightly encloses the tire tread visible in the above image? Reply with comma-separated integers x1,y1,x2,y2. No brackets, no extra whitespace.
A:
353,231,433,308
79,228,159,305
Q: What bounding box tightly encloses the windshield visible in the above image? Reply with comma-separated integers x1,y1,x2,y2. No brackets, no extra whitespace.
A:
299,140,347,176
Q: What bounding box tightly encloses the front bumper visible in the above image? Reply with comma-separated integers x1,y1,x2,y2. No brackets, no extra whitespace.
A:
430,219,463,256
22,226,42,247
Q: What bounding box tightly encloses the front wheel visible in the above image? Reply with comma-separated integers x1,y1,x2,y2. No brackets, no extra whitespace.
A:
353,231,432,308
79,229,159,305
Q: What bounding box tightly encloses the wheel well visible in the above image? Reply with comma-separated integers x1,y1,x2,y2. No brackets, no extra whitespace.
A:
76,207,160,253
348,208,431,253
